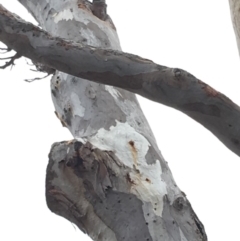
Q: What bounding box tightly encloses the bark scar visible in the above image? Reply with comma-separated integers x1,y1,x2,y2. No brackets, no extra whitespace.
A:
128,140,138,166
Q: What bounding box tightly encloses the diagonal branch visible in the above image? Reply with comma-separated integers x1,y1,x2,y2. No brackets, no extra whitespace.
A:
0,4,240,157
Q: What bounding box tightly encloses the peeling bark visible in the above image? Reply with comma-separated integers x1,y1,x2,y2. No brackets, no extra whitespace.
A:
1,1,207,240
47,140,207,241
0,3,240,157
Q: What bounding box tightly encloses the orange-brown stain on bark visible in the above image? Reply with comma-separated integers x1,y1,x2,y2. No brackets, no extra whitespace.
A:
204,85,218,97
77,0,92,12
77,3,90,11
199,80,218,97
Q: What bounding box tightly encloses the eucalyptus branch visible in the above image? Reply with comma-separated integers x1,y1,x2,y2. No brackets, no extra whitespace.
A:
1,4,240,157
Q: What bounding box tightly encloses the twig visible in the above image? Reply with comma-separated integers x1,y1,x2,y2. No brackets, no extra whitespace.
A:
0,52,21,69
24,73,52,83
0,46,11,53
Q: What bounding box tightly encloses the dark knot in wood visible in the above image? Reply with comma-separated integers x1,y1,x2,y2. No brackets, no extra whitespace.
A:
92,0,107,21
173,68,182,79
173,197,185,211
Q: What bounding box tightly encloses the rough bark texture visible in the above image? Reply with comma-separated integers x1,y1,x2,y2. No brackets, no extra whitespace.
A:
2,1,207,241
47,140,206,241
1,3,240,158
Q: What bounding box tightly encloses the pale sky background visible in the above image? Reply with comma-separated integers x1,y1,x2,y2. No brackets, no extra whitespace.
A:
0,0,239,240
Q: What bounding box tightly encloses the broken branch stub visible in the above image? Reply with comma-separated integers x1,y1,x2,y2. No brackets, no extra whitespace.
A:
47,140,207,241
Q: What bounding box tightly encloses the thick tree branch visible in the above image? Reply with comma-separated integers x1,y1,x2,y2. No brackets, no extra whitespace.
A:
46,140,207,241
1,4,240,157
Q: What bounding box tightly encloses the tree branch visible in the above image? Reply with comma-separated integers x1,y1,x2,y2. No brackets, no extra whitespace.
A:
1,4,240,157
46,140,207,241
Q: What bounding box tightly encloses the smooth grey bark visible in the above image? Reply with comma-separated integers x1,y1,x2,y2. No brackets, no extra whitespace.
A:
1,1,207,241
1,4,240,158
229,0,240,55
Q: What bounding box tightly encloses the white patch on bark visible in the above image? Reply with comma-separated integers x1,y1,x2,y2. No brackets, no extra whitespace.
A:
76,137,87,144
179,228,188,241
71,93,85,117
113,98,157,145
53,9,74,23
105,86,122,99
88,121,167,216
128,162,167,217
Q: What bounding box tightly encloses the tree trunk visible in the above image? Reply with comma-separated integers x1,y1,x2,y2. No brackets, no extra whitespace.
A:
7,1,207,240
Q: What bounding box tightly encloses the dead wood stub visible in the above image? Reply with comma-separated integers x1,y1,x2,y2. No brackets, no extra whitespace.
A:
46,140,155,240
46,140,208,240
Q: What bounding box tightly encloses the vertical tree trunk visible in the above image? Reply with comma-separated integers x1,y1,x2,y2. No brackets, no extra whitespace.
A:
18,0,207,240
